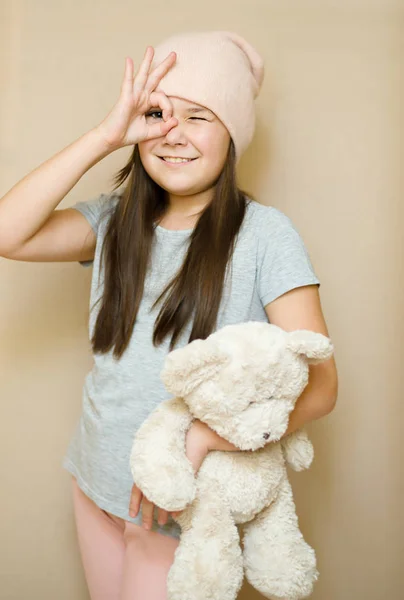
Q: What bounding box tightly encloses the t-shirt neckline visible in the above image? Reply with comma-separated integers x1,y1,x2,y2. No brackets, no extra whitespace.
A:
155,224,194,235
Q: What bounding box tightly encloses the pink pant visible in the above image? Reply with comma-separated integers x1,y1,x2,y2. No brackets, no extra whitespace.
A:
71,477,179,600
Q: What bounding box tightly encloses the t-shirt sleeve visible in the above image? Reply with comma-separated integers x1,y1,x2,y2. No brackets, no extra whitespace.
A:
258,207,320,307
70,192,119,267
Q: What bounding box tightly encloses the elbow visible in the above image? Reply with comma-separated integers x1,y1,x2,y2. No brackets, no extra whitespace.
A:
319,375,339,417
317,356,339,417
310,362,339,419
323,390,338,416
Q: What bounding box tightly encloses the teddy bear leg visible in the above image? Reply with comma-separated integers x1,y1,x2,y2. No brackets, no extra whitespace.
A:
242,477,318,600
167,483,244,600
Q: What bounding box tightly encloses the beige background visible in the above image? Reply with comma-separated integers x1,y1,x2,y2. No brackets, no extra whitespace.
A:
1,1,403,598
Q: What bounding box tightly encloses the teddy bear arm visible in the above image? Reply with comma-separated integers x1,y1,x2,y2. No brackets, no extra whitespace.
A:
130,397,197,511
281,428,314,471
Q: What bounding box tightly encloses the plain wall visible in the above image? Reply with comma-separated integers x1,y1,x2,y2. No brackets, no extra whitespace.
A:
1,1,403,598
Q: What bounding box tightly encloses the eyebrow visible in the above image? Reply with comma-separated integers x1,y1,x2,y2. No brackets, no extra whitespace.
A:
186,107,214,115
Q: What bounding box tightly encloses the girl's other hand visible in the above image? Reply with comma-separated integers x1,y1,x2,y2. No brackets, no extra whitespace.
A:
129,484,170,529
95,47,178,151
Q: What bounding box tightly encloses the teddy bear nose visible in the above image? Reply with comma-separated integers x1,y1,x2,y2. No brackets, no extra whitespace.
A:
263,432,271,440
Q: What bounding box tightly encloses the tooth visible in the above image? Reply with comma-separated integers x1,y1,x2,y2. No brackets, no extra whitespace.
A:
164,157,191,163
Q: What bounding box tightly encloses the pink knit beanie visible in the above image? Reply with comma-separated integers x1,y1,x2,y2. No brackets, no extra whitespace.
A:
151,30,265,162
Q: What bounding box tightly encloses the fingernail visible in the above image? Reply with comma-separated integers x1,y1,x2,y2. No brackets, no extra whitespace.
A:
129,510,135,518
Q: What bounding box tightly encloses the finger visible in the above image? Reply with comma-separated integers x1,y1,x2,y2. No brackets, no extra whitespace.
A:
133,46,155,92
157,508,169,526
120,56,134,97
145,117,178,141
149,91,174,122
144,52,176,93
141,497,155,530
128,484,142,518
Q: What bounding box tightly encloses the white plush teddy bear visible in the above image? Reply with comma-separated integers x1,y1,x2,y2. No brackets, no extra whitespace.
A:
130,321,334,600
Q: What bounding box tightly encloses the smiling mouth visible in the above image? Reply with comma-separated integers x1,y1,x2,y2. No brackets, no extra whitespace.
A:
158,157,198,163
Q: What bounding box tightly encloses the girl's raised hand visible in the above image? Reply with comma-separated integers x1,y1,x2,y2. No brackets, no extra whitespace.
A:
95,47,178,151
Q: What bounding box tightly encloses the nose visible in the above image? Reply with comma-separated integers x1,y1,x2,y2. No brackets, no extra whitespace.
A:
263,432,271,440
163,120,187,145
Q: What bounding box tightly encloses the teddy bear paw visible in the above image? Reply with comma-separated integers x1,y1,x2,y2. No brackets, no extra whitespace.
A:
132,459,197,512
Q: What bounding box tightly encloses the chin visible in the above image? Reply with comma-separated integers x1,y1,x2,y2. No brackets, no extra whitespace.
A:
150,174,200,195
159,183,200,196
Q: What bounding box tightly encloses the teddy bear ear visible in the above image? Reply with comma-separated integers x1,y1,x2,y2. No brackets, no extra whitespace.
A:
161,338,229,397
285,330,334,364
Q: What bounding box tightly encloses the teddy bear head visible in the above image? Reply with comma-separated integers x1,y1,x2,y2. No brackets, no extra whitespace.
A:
161,322,334,451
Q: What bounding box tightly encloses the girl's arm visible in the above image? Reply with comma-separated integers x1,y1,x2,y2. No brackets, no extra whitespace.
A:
0,50,179,256
188,284,338,454
265,284,338,432
0,128,112,255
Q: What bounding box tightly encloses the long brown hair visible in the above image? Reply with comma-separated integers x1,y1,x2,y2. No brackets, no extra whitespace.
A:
91,140,251,359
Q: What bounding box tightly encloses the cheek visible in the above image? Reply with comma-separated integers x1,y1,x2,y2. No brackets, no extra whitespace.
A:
138,141,154,162
138,143,163,179
198,129,229,159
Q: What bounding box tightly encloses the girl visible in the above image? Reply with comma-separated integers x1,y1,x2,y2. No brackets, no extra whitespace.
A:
0,31,338,600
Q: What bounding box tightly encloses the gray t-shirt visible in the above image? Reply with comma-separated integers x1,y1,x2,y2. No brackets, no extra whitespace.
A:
62,190,320,538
